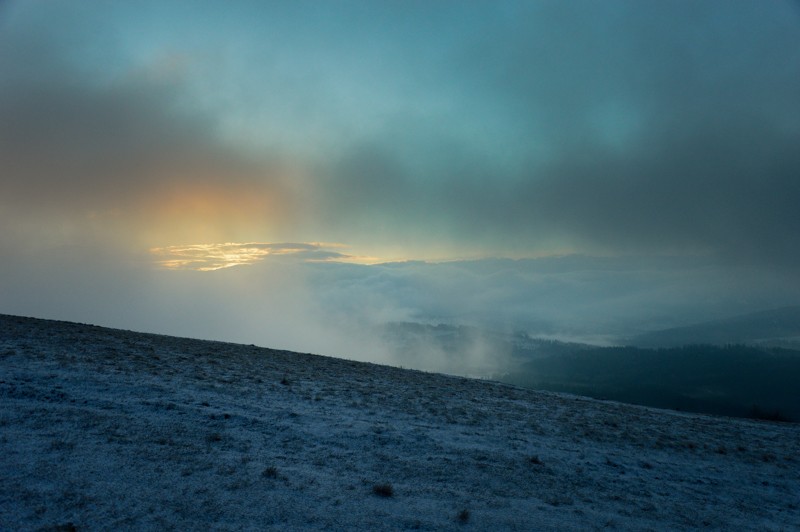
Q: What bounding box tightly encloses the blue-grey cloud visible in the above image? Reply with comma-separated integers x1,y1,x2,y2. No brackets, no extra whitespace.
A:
4,0,799,269
307,1,800,270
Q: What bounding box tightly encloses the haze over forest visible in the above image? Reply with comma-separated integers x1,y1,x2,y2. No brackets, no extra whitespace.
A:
2,1,800,376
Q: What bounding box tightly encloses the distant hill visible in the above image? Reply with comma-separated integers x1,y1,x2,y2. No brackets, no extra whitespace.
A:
501,343,800,422
626,306,800,348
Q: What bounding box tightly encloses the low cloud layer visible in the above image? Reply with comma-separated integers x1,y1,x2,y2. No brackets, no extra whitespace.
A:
5,248,799,377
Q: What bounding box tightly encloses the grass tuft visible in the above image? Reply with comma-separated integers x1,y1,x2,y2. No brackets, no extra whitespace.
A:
373,483,394,497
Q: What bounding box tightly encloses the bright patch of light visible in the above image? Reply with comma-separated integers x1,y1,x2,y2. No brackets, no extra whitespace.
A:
150,242,384,271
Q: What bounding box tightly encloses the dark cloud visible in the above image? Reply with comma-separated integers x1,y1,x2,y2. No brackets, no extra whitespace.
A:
501,0,800,267
521,120,800,267
313,1,800,270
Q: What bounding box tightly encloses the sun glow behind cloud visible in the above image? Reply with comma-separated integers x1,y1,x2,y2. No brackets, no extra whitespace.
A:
150,242,383,271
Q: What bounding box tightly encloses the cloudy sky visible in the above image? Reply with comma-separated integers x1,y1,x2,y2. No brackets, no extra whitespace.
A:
2,1,799,368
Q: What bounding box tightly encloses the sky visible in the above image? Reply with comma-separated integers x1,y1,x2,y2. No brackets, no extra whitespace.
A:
1,1,800,371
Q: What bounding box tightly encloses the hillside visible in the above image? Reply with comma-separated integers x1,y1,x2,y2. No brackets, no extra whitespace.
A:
1,314,799,530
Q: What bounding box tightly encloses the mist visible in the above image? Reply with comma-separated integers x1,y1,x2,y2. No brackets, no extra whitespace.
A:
4,245,800,378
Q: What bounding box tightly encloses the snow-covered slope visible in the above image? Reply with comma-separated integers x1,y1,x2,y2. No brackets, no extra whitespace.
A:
1,314,798,531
